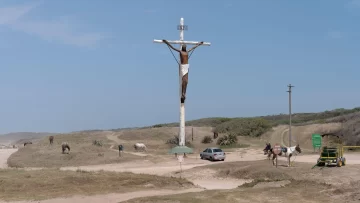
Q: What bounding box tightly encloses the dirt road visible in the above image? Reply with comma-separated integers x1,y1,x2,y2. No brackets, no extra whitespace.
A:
0,149,17,169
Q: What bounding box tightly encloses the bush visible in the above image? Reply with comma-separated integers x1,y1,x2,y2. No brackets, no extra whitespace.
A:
166,135,192,146
152,124,163,128
216,133,238,146
92,140,103,147
338,116,360,146
166,136,179,145
214,118,272,137
201,136,213,144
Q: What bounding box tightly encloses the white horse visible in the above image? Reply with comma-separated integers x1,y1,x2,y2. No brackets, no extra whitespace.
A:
134,143,147,152
268,144,302,167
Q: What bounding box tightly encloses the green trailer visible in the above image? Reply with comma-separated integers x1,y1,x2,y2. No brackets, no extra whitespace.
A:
313,133,346,168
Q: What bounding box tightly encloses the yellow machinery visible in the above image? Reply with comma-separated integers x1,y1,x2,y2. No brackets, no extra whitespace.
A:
314,133,345,167
312,133,360,168
342,146,360,153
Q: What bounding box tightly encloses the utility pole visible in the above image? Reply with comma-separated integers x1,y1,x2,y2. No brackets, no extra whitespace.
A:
192,127,194,142
287,84,294,147
153,18,210,149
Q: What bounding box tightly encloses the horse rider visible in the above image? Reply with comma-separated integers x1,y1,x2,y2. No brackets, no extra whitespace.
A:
263,143,271,154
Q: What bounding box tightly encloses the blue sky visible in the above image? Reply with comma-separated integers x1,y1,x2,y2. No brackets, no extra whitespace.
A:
0,0,360,134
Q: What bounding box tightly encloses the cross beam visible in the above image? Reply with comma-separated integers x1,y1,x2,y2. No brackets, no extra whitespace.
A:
153,17,210,149
153,40,211,46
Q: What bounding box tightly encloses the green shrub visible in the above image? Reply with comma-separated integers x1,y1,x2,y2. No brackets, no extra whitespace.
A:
92,140,103,147
216,133,238,146
214,118,272,137
201,136,213,144
166,136,192,146
152,124,163,128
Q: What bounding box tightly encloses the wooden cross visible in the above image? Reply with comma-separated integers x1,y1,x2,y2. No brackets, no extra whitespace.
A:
153,17,210,147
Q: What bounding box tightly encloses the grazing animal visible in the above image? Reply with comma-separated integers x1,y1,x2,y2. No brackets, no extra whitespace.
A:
118,144,124,157
268,144,302,167
61,142,70,154
24,142,32,147
213,132,218,139
49,136,54,145
133,143,147,152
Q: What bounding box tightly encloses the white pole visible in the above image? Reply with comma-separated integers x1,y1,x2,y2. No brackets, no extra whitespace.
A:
179,17,185,146
180,17,184,42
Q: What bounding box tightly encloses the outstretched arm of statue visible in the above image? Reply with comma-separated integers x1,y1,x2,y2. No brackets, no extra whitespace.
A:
162,40,180,52
187,41,204,52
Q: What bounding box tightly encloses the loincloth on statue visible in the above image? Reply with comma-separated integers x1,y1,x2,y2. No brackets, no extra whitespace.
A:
180,64,189,76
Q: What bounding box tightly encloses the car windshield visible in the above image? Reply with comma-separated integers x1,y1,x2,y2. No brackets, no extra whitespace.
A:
213,149,223,152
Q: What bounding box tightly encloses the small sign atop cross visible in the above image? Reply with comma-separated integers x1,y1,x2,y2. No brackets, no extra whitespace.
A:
153,18,210,46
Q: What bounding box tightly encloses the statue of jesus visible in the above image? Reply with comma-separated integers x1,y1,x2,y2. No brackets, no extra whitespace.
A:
162,40,204,103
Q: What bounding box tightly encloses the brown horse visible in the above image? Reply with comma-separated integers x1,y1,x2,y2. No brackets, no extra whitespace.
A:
213,132,218,139
49,136,54,145
61,142,70,154
24,141,32,147
269,144,302,167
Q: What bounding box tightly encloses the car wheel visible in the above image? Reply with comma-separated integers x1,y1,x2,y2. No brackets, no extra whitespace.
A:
221,159,225,161
200,155,203,159
210,157,214,161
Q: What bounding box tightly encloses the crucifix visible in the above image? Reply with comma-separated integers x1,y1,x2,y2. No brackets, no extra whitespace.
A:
153,17,211,148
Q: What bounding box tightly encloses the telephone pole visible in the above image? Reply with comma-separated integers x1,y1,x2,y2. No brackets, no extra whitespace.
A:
287,84,294,147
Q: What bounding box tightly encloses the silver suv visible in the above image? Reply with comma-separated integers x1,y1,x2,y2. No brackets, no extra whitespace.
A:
200,147,225,161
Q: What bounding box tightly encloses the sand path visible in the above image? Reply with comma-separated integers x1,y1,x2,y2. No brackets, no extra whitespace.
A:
106,133,149,157
0,148,18,169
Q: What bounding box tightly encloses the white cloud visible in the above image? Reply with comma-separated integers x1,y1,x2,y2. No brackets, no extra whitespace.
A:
224,3,232,8
326,31,344,39
0,2,108,47
347,0,360,7
0,3,35,25
345,0,360,10
144,9,156,14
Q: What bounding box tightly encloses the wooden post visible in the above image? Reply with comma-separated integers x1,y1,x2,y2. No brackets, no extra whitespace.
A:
192,127,194,142
153,18,211,147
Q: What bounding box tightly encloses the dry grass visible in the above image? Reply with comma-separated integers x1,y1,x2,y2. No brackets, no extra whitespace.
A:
115,127,213,155
6,127,255,168
0,168,193,201
182,160,300,184
185,160,360,187
116,127,254,154
124,161,360,203
7,131,142,168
